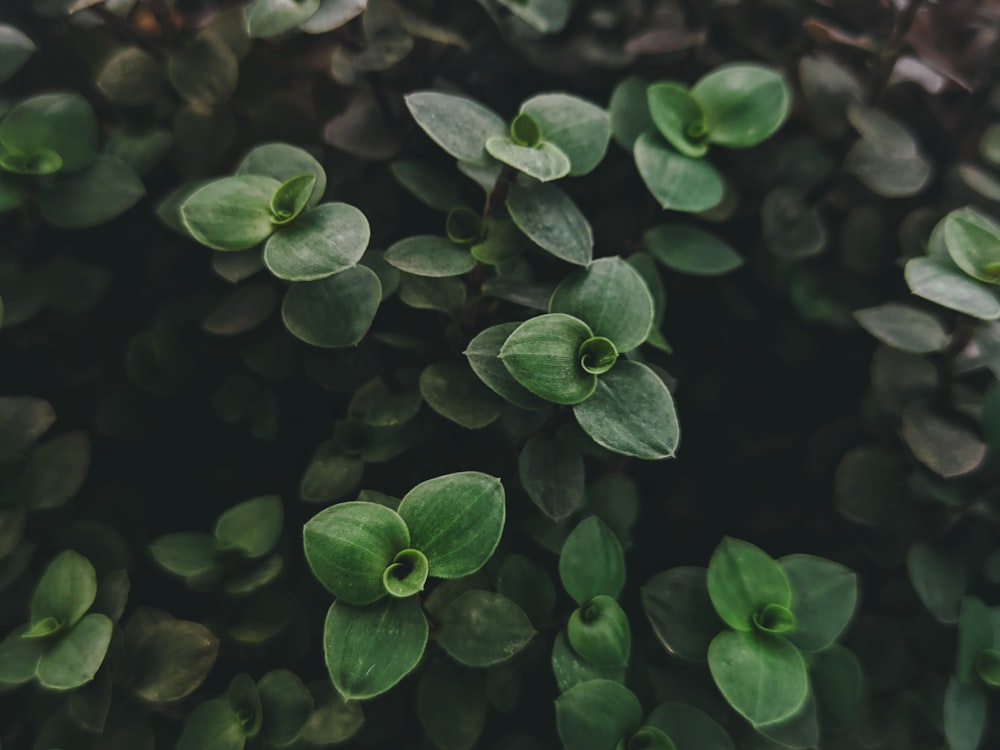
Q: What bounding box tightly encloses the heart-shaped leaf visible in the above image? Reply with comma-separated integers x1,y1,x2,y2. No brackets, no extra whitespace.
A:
647,82,710,157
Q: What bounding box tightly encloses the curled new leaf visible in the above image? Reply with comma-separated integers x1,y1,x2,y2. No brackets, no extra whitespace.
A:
500,313,596,405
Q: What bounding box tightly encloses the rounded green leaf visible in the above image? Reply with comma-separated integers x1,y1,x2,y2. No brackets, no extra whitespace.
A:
417,659,487,750
385,235,477,278
573,361,679,460
214,495,283,559
644,224,743,276
644,703,735,750
556,679,642,750
943,207,1000,284
500,313,596,405
707,537,791,632
642,567,724,662
257,669,313,746
496,0,572,33
246,0,322,37
446,207,486,246
0,93,97,173
264,203,371,281
905,542,966,625
176,698,246,750
323,596,428,700
567,595,631,668
853,303,948,354
269,173,316,225
550,257,654,352
303,501,410,605
437,590,536,667
390,159,465,212
780,554,857,650
486,137,572,182
976,650,1000,686
944,676,987,750
124,615,219,703
0,25,35,85
301,0,366,32
228,673,263,738
957,596,994,684
1,148,61,175
31,550,98,631
38,156,145,229
149,532,220,578
0,626,45,685
519,432,585,521
520,93,611,176
552,631,625,694
300,441,363,503
236,142,326,208
808,644,865,730
634,131,723,212
419,362,504,429
905,257,1000,321
691,63,791,148
281,265,382,348
559,517,625,605
382,547,429,598
405,92,506,166
610,76,655,151
647,82,710,158
96,47,164,107
464,323,549,410
496,554,556,628
168,33,238,105
761,187,826,260
396,471,505,579
707,630,809,727
181,175,281,251
36,613,113,691
505,181,593,266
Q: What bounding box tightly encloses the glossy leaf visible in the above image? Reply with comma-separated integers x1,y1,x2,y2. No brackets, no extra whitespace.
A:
551,631,625,694
419,362,503,429
904,257,1000,321
180,176,281,251
500,313,596,405
437,590,535,667
645,224,743,276
708,630,809,727
176,698,245,750
465,323,549,410
559,517,625,604
323,596,427,700
943,207,1000,284
246,0,322,38
405,92,506,165
506,182,593,266
264,203,370,281
567,595,631,668
780,554,857,650
634,132,724,212
556,679,642,750
38,156,145,229
36,613,113,690
519,432,585,521
385,235,477,277
691,64,792,148
647,82,709,157
396,472,505,578
854,304,948,354
644,702,735,750
520,93,611,176
281,265,382,348
31,550,98,631
707,537,791,632
303,500,409,605
214,495,283,558
573,361,679,460
642,567,724,662
0,93,98,173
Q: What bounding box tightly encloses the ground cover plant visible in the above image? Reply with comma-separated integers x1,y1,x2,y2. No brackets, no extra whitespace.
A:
1,0,999,749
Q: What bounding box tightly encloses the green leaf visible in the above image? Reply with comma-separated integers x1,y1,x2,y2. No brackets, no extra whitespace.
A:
398,273,465,317
555,679,642,750
349,373,423,427
0,626,44,685
31,550,98,631
0,396,55,460
486,137,572,182
176,699,246,750
708,630,809,727
573,361,679,460
106,128,172,176
647,82,710,157
419,362,504,429
382,548,429,598
550,257,654,352
0,93,97,173
707,537,791,632
385,235,477,277
437,590,536,667
269,173,315,225
397,471,505,578
464,323,549,410
417,659,487,750
905,542,967,625
552,631,625,694
609,77,655,151
500,313,596,405
691,63,791,148
905,257,1000,321
808,644,865,730
754,691,819,749
96,47,163,107
323,597,428,700
496,554,556,629
257,669,313,746
301,0,367,32
36,613,113,690
496,0,572,33
901,399,986,479
644,224,743,276
405,92,506,166
520,94,611,176
214,495,283,558
644,703,735,750
236,142,326,208
123,614,219,702
21,430,90,510
943,207,1000,284
303,500,409,606
181,176,281,251
944,677,987,750
446,207,486,245
282,265,382,347
149,532,220,578
559,517,625,604
780,554,858,650
38,156,144,229
519,432,585,521
228,673,263,738
567,595,631,668
957,596,994,684
264,203,370,281
390,159,465,211
642,567,724,662
505,182,593,266
761,187,826,260
853,304,949,354
634,132,723,212
0,25,35,85
168,33,239,105
246,0,322,37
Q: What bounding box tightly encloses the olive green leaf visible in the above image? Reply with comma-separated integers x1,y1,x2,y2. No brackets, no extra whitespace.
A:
691,63,792,148
957,596,993,684
559,517,625,605
390,159,465,211
464,323,550,411
551,631,625,694
905,542,967,625
0,396,55,460
905,257,1000,321
264,203,371,281
780,554,857,650
419,362,504,429
20,430,90,511
122,612,219,702
496,0,572,34
228,673,263,738
258,669,313,746
437,590,536,667
303,501,409,605
323,596,428,700
853,304,948,355
31,550,98,632
567,595,631,668
36,613,113,690
396,471,505,578
647,82,710,157
609,76,655,151
405,92,506,166
496,554,556,629
417,659,487,750
555,679,642,750
644,702,735,750
519,432,585,521
168,33,239,106
149,532,220,579
246,0,322,38
707,537,791,632
0,93,98,173
38,156,145,229
520,93,611,176
642,567,724,662
236,142,327,208
281,265,382,347
0,625,45,684
0,25,35,85
176,698,246,750
500,313,596,405
506,181,593,266
385,235,478,277
96,47,164,107
645,224,743,277
634,132,724,212
214,495,283,559
180,175,282,251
